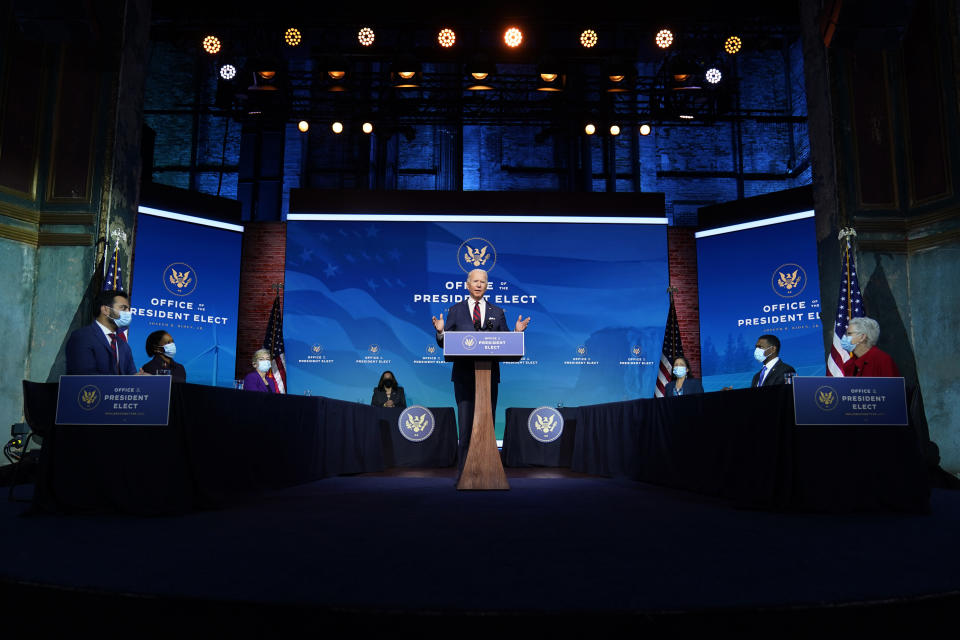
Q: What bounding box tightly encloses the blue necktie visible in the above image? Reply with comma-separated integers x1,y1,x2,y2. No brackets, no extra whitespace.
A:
757,366,768,387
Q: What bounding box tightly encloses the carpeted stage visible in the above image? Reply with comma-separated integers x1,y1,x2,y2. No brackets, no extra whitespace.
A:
2,468,960,635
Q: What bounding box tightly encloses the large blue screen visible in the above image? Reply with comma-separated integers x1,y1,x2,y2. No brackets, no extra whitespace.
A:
130,210,242,387
284,216,669,435
696,213,824,391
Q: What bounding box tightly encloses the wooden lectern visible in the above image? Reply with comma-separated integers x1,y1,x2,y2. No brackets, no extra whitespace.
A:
443,331,524,491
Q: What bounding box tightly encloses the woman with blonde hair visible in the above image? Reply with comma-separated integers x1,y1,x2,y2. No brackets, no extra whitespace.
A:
243,348,280,392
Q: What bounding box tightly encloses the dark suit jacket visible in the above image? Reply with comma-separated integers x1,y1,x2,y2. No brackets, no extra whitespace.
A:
65,322,137,375
437,298,509,383
664,377,704,396
371,386,406,409
750,358,796,387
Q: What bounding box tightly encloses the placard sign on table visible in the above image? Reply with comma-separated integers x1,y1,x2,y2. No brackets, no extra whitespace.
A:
56,375,173,425
792,376,908,426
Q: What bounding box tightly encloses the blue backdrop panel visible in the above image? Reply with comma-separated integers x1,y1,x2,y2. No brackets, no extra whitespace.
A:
130,212,242,387
696,214,824,391
284,217,668,437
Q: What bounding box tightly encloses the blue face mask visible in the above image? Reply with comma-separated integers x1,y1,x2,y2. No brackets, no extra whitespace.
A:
754,346,770,363
110,307,132,328
163,343,177,357
672,366,687,378
257,360,271,373
840,334,857,352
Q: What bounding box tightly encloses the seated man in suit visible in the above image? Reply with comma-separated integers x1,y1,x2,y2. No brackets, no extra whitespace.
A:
751,334,796,387
431,269,530,470
65,289,139,375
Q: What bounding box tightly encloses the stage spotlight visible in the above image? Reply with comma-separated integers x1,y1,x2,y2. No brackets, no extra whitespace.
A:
705,67,722,84
609,125,621,136
219,64,236,80
358,27,375,47
331,122,344,134
362,122,373,134
284,28,302,47
580,29,598,48
298,120,309,133
438,28,456,48
724,36,742,54
655,29,673,49
504,27,523,48
202,35,221,54
679,114,694,120
584,123,596,135
639,123,652,136
466,55,494,90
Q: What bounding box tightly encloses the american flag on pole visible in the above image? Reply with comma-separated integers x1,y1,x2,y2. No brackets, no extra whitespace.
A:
263,291,287,393
103,239,123,292
827,228,864,376
655,293,685,397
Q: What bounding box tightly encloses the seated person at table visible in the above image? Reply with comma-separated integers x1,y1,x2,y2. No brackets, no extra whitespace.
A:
243,349,280,393
751,334,796,387
65,289,141,375
663,356,703,396
371,370,406,409
140,330,187,382
841,316,901,377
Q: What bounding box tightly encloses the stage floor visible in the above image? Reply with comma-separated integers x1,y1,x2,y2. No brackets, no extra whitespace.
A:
2,470,960,634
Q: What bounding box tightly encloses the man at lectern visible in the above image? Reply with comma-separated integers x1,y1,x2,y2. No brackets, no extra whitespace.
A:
65,289,139,375
432,269,531,470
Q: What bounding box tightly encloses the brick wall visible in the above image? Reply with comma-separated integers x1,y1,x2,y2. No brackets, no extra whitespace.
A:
235,222,286,379
667,227,701,377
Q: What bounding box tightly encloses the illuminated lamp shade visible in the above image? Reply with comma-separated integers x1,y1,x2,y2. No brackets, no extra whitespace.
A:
362,122,374,134
284,28,302,47
724,36,742,54
328,70,346,80
471,72,488,80
466,55,494,90
358,27,375,47
639,123,652,136
655,29,673,49
257,70,276,80
438,28,456,48
298,120,309,133
580,29,598,48
584,123,596,135
331,122,344,134
609,125,621,136
398,71,416,80
219,64,236,80
608,74,625,83
705,67,722,84
504,27,523,48
202,35,221,54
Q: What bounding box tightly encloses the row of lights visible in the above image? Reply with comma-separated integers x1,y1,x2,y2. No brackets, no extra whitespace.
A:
295,120,653,137
201,28,743,54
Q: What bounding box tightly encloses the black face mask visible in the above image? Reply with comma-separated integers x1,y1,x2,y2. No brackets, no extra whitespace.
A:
383,379,394,388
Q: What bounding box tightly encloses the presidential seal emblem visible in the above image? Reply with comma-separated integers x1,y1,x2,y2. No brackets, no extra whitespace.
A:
163,262,198,297
426,345,436,354
528,406,564,444
461,334,477,350
814,385,839,411
771,262,807,298
369,344,380,354
457,237,497,273
77,384,101,411
632,346,642,356
398,406,436,442
311,344,323,354
577,346,587,356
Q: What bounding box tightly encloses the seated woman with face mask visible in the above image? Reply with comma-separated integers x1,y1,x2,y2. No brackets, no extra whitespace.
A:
662,356,703,397
243,348,280,393
370,370,406,409
141,330,187,382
